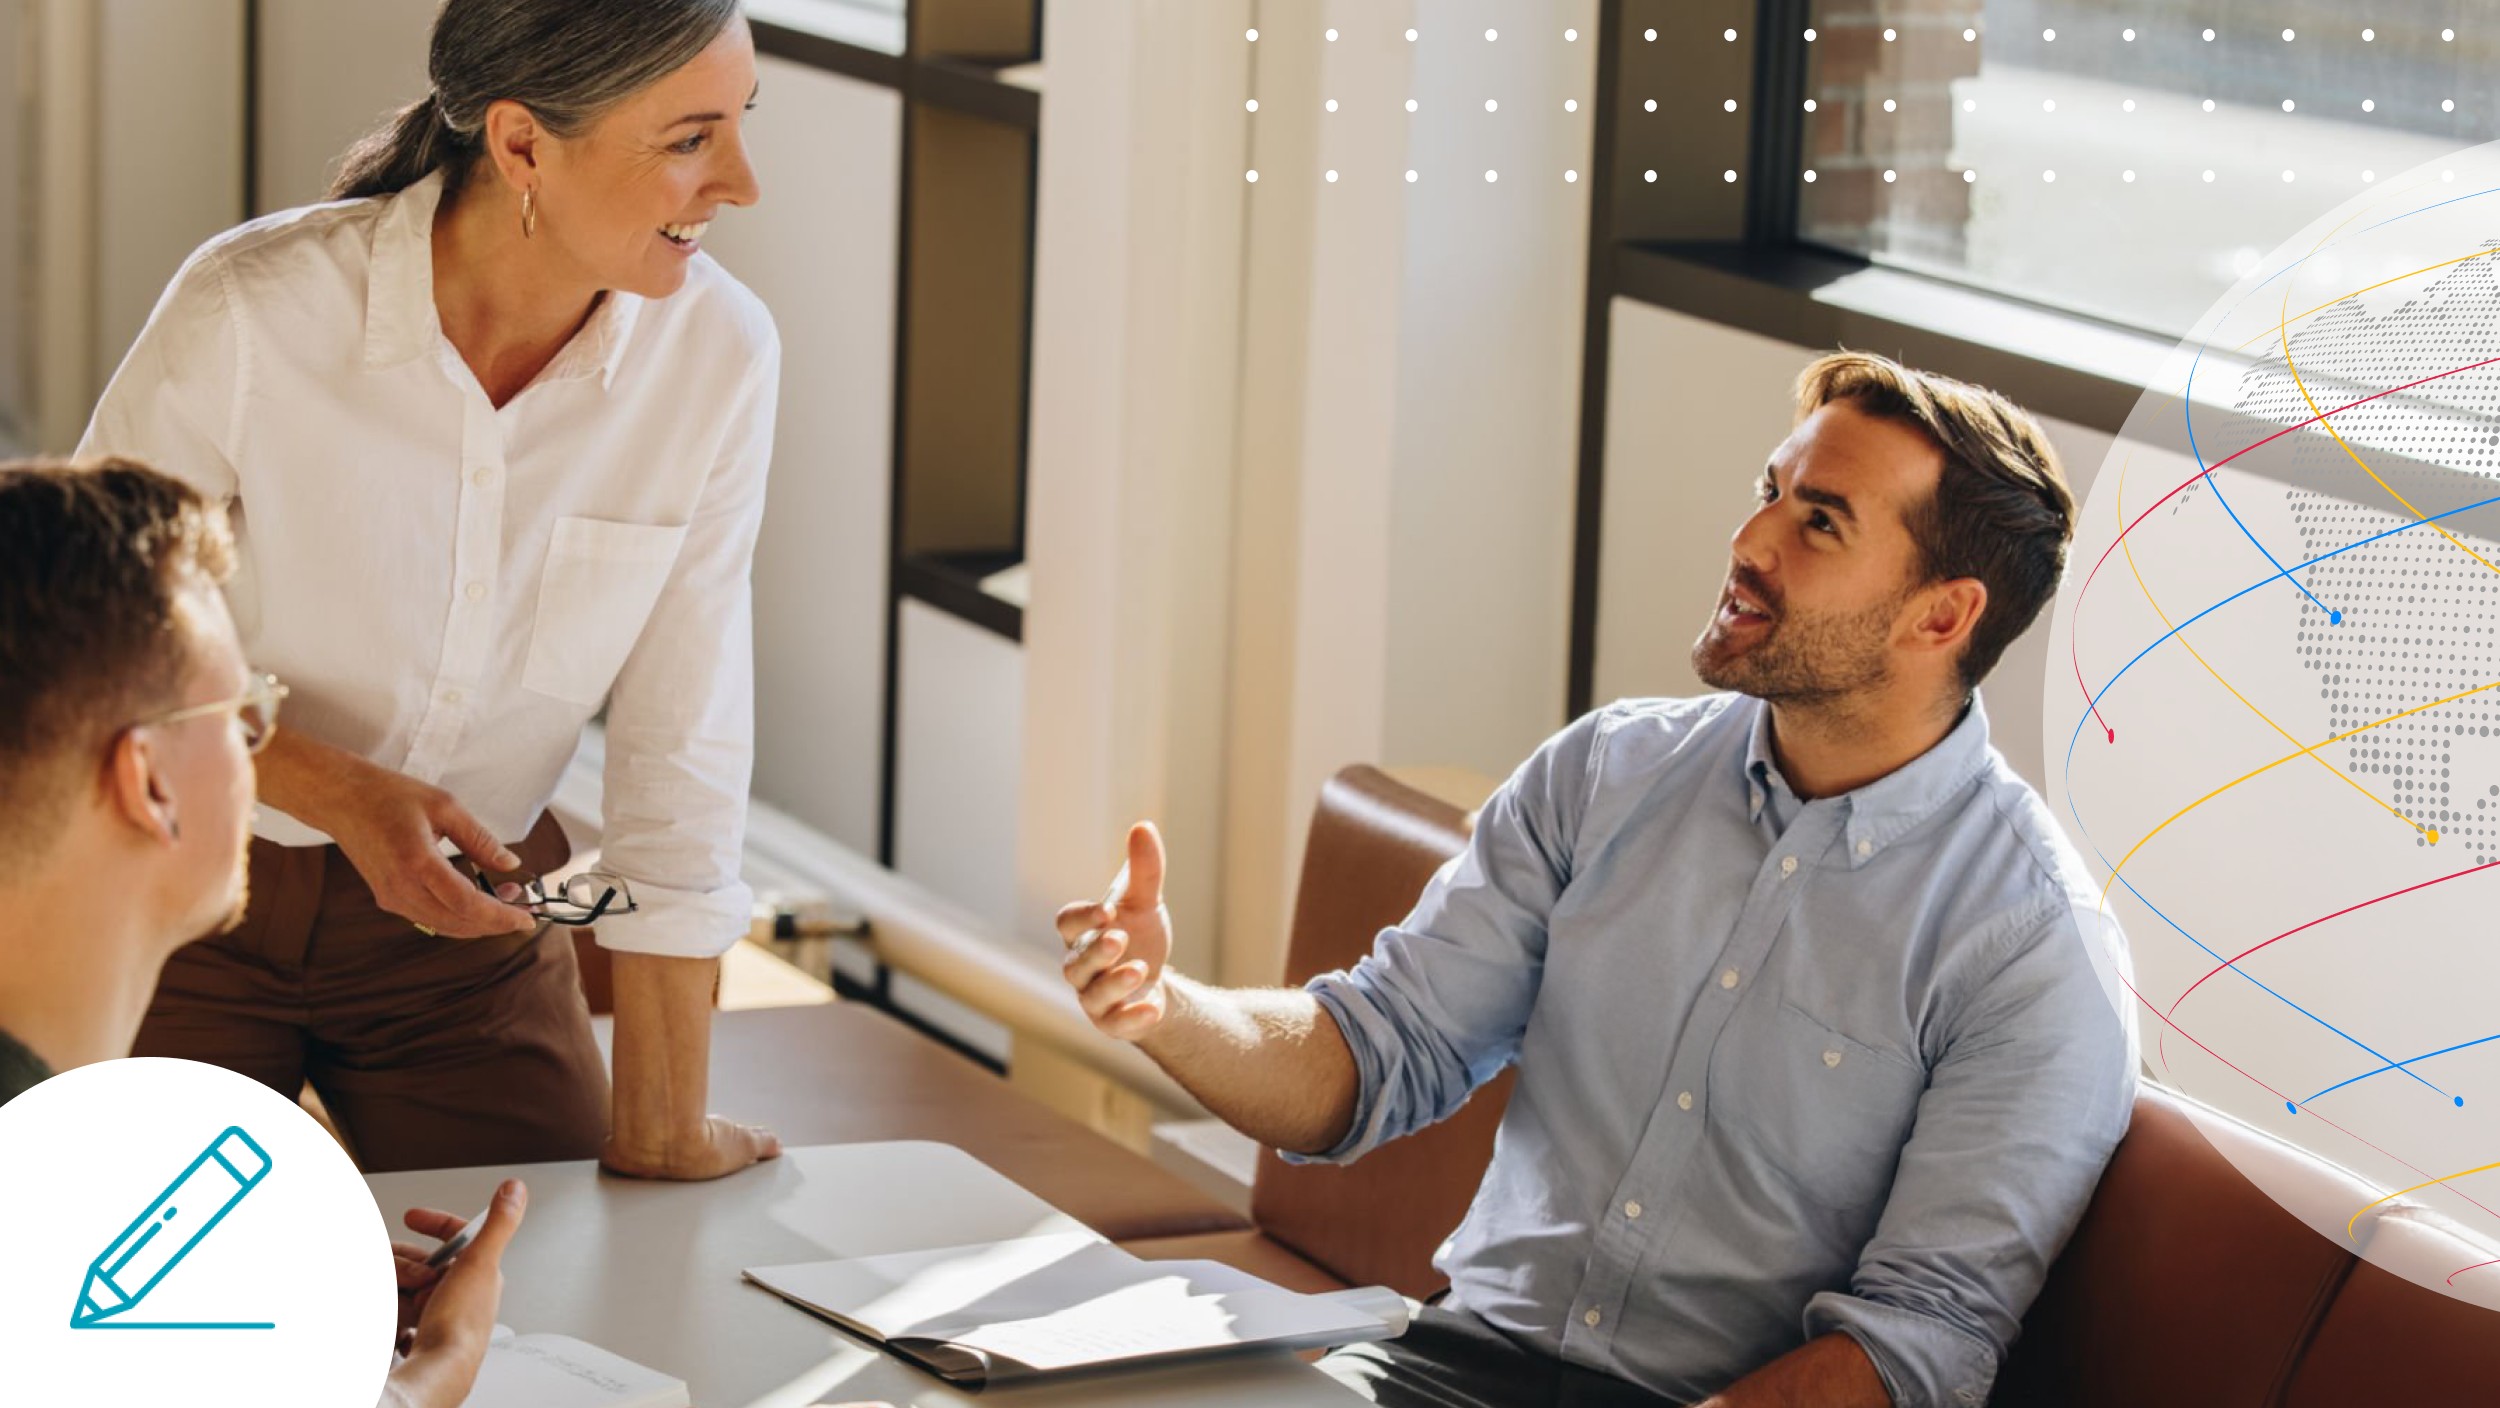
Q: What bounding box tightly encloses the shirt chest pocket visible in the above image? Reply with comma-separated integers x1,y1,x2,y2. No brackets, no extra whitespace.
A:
1709,1000,1928,1214
521,517,690,707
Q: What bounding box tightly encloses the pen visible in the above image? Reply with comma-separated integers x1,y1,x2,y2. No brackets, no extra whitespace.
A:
1070,863,1131,951
423,1203,497,1269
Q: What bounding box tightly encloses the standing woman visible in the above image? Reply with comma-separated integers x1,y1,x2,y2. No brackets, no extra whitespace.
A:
80,0,782,1179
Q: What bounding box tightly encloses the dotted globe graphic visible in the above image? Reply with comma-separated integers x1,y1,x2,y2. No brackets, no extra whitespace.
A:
2048,139,2500,1306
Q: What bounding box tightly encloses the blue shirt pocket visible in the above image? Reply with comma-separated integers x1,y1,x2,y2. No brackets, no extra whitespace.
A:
1708,1000,1929,1219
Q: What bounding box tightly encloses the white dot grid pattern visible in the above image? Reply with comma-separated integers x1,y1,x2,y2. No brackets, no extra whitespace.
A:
1238,18,2482,191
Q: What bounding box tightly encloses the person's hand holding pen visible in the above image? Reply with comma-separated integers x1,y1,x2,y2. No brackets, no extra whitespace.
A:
378,1179,527,1408
1055,822,1176,1042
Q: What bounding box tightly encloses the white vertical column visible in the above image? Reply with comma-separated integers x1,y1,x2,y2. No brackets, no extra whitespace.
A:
1017,0,1256,972
28,0,99,453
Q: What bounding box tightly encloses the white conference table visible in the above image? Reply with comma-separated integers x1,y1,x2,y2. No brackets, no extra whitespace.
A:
366,1142,1372,1407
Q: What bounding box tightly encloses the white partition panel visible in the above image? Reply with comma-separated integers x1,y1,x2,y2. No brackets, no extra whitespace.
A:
894,599,1025,945
95,0,246,389
0,0,30,446
701,56,900,856
252,0,435,212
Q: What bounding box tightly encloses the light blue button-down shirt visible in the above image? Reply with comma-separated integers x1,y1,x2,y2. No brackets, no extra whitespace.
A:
1303,692,2138,1408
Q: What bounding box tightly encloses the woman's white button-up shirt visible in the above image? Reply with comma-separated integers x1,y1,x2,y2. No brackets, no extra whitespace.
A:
80,168,781,960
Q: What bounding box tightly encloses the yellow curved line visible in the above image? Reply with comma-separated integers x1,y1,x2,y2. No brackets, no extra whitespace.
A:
2115,451,2426,839
2349,1159,2500,1240
2098,676,2500,911
2278,246,2500,581
2235,247,2500,354
2228,171,2462,355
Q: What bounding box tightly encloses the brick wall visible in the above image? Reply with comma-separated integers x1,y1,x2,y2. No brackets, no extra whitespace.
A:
1799,3,1986,265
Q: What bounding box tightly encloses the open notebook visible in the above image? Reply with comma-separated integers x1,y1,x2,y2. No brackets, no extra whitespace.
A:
457,1325,689,1408
744,1231,1408,1387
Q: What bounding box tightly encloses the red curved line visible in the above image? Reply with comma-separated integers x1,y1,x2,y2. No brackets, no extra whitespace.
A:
2449,1257,2500,1287
2119,973,2500,1230
2069,352,2500,722
2167,859,2500,1022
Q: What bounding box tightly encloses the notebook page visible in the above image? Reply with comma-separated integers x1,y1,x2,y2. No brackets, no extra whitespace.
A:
942,1275,1387,1372
457,1332,689,1408
744,1231,1112,1340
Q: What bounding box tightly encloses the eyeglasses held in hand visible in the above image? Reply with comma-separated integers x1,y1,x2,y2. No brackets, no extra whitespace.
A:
470,869,638,927
137,672,289,754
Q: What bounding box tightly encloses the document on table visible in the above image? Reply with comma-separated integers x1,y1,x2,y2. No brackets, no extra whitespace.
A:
457,1325,690,1408
743,1231,1407,1386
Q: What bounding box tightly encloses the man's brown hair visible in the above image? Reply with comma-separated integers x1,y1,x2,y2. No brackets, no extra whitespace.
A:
1794,350,2076,695
0,458,235,863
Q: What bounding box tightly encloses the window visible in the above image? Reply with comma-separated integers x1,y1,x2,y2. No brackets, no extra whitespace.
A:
1798,2,2500,335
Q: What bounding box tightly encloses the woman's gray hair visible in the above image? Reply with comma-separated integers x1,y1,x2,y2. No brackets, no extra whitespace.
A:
330,0,740,201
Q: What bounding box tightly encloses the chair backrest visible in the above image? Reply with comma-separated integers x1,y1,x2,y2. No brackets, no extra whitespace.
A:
1250,765,1511,1299
1997,1080,2500,1405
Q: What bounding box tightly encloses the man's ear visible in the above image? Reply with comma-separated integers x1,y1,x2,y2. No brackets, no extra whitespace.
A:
102,728,180,847
480,98,544,192
1909,577,1988,657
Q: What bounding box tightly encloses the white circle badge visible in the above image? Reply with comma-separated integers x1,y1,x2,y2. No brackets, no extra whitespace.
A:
0,1057,396,1406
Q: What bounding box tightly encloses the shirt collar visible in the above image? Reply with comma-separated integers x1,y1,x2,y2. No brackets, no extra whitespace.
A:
363,168,643,391
1740,691,1997,868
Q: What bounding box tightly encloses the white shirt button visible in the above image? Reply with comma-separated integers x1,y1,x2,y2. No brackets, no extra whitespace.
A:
1583,1307,1602,1328
1623,1200,1643,1219
1857,838,1874,857
1676,1090,1693,1111
470,466,496,487
464,581,488,602
442,688,464,706
1780,855,1798,876
1720,968,1740,990
1823,1049,1843,1068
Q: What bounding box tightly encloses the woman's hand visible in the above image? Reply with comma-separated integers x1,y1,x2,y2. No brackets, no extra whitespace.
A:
379,1180,526,1408
257,728,536,938
599,952,781,1181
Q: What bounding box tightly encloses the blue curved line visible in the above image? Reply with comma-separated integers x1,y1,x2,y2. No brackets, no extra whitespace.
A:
2183,253,2335,618
2079,490,2500,731
2354,183,2500,238
2106,870,2448,1098
2184,339,2335,617
2306,1031,2500,1106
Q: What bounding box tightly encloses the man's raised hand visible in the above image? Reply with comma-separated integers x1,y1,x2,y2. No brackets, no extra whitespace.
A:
1055,821,1175,1042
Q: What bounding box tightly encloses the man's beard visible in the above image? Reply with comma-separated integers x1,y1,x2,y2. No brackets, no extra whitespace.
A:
1691,576,1905,707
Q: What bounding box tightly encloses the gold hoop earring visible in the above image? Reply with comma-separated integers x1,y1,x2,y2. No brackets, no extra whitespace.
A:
521,187,539,239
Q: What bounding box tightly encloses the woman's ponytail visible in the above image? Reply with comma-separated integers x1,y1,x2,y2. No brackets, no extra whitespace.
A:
328,94,470,201
320,0,738,206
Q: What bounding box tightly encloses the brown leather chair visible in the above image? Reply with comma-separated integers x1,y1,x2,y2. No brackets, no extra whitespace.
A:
1999,1079,2500,1405
1123,765,1510,1297
1125,761,2500,1402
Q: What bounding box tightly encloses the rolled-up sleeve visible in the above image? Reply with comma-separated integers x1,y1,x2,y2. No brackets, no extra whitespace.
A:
1803,903,2138,1407
1294,707,1611,1165
590,329,780,959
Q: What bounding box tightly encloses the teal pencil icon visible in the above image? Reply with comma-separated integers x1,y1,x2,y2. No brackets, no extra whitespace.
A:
71,1126,274,1330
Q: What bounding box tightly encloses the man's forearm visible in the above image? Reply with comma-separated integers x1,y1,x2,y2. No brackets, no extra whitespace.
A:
1695,1333,1890,1408
1137,975,1362,1155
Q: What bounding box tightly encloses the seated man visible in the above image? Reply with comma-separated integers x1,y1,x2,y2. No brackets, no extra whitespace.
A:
1056,352,2137,1408
0,458,515,1408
